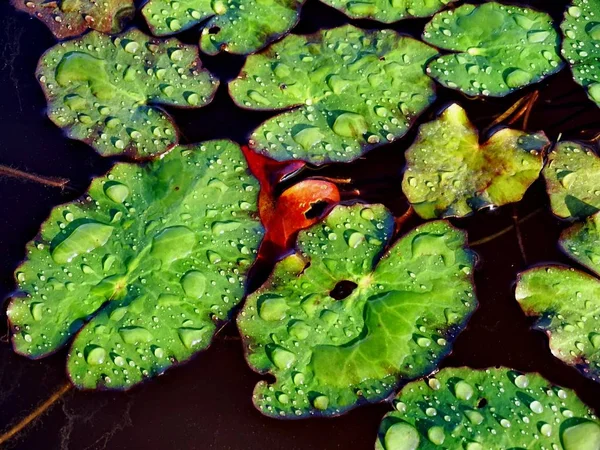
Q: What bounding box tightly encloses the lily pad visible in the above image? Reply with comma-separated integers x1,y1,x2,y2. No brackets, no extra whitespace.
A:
11,0,134,39
319,0,456,24
142,0,304,55
423,2,564,96
37,29,218,158
7,140,263,389
543,141,600,220
402,103,548,219
238,203,476,417
229,25,438,164
376,367,600,450
561,0,600,107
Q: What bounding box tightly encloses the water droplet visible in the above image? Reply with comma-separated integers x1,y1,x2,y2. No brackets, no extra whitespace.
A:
454,380,474,401
383,422,420,450
51,222,113,264
268,346,295,369
181,271,206,298
259,296,289,321
332,112,368,138
561,421,600,450
85,345,106,365
119,326,152,344
150,226,195,265
427,426,445,445
105,183,129,203
312,395,329,410
178,327,206,349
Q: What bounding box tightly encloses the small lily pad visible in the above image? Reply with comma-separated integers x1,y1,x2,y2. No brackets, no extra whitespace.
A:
37,29,218,158
423,2,564,96
319,0,456,24
376,367,600,449
142,0,304,55
561,0,600,107
402,103,548,219
11,0,134,39
543,141,600,219
238,203,476,417
229,25,438,164
8,141,263,389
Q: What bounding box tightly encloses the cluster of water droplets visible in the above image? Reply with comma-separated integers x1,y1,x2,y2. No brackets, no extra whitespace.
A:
321,0,454,23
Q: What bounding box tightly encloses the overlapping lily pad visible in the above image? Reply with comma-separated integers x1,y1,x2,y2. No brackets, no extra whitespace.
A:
142,0,304,55
319,0,456,23
7,141,263,389
423,2,563,96
238,203,476,417
543,141,600,219
37,29,218,158
11,0,134,39
402,103,548,219
561,0,600,107
376,367,600,449
229,25,438,164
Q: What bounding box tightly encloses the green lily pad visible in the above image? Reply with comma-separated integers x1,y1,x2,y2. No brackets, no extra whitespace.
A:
11,0,135,39
543,141,600,219
37,29,218,158
562,0,600,107
561,211,600,276
229,25,438,164
7,140,263,389
319,0,456,24
423,2,564,96
376,367,600,450
238,203,476,417
141,0,303,55
402,103,548,219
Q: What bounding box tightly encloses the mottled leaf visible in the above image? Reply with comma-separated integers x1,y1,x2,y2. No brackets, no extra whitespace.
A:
561,211,600,276
402,103,548,219
319,0,456,24
561,0,600,107
376,367,600,450
8,141,263,389
238,204,476,417
423,2,563,96
229,25,438,164
37,29,218,158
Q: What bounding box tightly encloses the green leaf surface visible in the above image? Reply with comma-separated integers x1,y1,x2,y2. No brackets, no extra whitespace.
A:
8,141,263,389
376,367,600,450
11,0,135,39
319,0,456,24
142,0,303,55
543,141,600,219
37,29,218,158
423,2,564,96
561,211,600,276
229,25,438,164
561,0,600,107
238,204,476,417
402,103,548,219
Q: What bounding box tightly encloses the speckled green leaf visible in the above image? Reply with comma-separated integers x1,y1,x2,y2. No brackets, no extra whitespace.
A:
319,0,455,24
402,103,548,219
562,0,600,107
37,29,218,158
543,141,600,219
11,0,134,39
142,0,303,55
229,25,438,164
423,2,564,96
561,211,600,276
8,141,263,389
238,204,476,418
376,367,600,450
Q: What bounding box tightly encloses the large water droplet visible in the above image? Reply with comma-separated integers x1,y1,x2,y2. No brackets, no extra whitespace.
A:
51,222,113,264
383,422,420,450
119,326,152,344
178,327,206,349
85,345,106,365
259,296,289,321
332,112,368,138
561,421,600,450
150,226,195,265
181,271,206,298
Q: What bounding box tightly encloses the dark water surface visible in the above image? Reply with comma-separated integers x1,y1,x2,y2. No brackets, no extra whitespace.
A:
1,0,600,448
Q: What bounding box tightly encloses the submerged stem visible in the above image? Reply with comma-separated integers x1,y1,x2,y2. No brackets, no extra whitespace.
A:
470,207,543,247
0,165,69,189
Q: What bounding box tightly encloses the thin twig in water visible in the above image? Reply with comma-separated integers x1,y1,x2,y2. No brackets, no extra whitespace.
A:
394,207,414,235
0,165,69,189
482,95,530,135
521,91,539,130
512,205,528,265
470,207,543,246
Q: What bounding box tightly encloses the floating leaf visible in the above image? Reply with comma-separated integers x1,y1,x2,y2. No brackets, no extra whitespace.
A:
229,25,438,164
238,203,476,417
543,141,600,219
8,141,263,389
423,2,563,96
561,211,600,275
142,0,303,55
37,29,218,158
319,0,456,24
11,0,134,39
562,0,600,107
402,103,548,219
376,367,600,449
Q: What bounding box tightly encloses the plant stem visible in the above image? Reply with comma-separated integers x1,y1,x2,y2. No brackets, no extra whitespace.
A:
470,207,543,247
0,165,69,189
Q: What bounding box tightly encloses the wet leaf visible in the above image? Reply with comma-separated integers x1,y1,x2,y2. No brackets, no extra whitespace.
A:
320,0,456,24
376,367,600,450
543,141,600,220
11,0,134,39
142,0,303,55
37,29,218,158
561,0,600,107
423,2,563,96
229,25,438,164
8,141,263,389
402,103,548,219
238,203,476,417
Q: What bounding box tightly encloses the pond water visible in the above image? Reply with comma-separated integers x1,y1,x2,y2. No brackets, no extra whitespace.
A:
0,0,599,448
